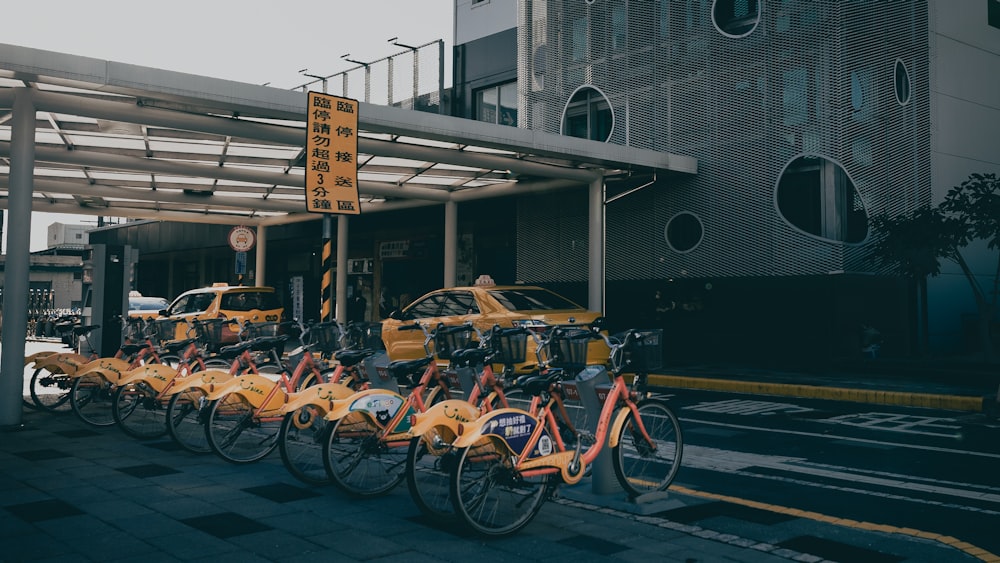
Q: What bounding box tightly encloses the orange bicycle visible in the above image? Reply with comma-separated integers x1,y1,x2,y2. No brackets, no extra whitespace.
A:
447,327,683,536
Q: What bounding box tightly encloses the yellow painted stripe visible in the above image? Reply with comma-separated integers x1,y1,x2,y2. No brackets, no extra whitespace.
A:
648,374,984,412
671,485,999,562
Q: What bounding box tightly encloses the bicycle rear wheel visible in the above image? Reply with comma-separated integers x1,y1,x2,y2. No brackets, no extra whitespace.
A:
323,413,406,496
113,382,168,440
29,367,73,412
70,373,116,427
278,407,331,485
611,399,683,498
166,388,212,453
204,393,280,463
449,438,553,537
406,434,460,522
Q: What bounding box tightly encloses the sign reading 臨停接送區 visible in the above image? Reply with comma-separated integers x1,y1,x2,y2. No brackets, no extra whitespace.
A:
305,92,360,215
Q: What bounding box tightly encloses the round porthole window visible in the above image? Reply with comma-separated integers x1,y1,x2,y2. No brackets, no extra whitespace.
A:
894,59,911,106
665,212,704,253
712,0,761,38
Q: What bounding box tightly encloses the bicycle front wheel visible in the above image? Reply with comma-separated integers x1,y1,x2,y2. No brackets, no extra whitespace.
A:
449,439,553,537
278,407,332,485
323,413,406,496
611,399,683,498
113,381,168,440
166,388,212,453
29,367,73,412
204,394,280,464
70,373,116,427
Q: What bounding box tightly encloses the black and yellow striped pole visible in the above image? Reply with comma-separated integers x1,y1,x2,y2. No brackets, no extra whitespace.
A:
321,215,334,321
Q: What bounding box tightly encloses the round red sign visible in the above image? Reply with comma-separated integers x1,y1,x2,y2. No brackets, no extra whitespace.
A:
228,225,256,252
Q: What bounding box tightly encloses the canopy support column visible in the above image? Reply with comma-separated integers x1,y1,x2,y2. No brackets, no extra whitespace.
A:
1,88,36,428
335,215,349,324
588,172,605,314
444,201,457,288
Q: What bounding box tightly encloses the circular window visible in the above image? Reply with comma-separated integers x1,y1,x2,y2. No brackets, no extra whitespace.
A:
776,155,869,244
665,212,704,253
712,0,761,38
894,59,911,105
561,86,614,142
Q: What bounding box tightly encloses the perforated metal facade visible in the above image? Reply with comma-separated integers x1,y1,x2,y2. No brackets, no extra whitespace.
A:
516,0,930,283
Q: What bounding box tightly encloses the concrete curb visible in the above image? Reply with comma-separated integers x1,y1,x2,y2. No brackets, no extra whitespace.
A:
648,374,985,412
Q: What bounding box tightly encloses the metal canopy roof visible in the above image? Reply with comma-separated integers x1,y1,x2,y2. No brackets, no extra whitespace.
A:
0,43,697,227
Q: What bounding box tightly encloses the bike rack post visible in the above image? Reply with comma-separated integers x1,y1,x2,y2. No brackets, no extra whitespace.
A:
574,365,618,494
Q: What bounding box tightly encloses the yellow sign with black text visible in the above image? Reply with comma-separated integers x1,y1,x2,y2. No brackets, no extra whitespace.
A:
305,92,360,215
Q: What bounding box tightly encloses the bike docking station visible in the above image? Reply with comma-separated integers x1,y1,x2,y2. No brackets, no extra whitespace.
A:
558,364,684,514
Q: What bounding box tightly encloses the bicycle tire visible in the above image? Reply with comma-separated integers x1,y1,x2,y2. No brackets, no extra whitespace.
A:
70,372,117,427
403,384,471,520
323,411,407,497
29,366,73,412
611,399,683,498
204,393,280,464
278,407,332,485
166,388,212,453
449,437,553,537
199,358,233,372
112,381,168,440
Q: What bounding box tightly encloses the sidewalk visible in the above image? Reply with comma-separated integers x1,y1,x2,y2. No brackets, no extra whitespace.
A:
3,340,992,562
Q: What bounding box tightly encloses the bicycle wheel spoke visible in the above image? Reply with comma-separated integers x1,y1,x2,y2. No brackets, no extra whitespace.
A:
612,399,683,497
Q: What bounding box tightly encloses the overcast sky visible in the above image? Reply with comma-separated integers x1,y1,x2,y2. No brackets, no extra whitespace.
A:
3,0,454,251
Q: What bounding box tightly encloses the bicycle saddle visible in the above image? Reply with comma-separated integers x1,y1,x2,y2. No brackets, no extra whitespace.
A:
334,348,375,368
386,356,434,386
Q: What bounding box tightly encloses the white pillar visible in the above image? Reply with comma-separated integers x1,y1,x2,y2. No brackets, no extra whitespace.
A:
255,225,267,285
1,89,36,427
336,215,349,324
444,201,457,287
588,172,605,314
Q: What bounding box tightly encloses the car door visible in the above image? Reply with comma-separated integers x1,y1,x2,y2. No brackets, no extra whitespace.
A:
382,290,481,362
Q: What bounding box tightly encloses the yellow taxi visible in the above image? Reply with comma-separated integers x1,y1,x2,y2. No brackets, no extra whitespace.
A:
160,284,284,343
127,291,170,320
380,275,608,374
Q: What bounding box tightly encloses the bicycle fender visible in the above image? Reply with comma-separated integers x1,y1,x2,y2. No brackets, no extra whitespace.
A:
323,388,411,432
24,350,59,366
408,399,480,439
33,352,94,375
607,406,633,448
451,408,542,458
75,357,133,384
161,369,232,397
279,382,355,415
205,373,282,410
116,364,178,393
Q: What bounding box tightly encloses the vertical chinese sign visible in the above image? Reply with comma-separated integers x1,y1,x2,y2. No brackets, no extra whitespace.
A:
305,92,360,215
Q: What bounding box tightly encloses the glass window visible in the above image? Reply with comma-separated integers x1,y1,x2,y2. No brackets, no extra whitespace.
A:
439,291,480,316
612,3,627,52
713,0,760,37
562,87,613,142
572,17,588,62
489,288,584,312
782,68,809,126
475,82,518,126
666,212,704,252
894,59,911,105
776,156,868,243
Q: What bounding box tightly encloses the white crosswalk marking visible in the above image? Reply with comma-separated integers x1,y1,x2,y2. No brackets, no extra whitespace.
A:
683,399,814,416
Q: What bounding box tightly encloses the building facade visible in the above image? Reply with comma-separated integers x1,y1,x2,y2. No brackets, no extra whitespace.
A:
461,0,999,362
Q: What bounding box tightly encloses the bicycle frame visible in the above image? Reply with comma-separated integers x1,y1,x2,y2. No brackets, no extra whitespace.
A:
450,371,652,485
204,342,328,422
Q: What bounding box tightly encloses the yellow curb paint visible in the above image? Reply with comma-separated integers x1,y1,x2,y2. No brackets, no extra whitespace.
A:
647,374,984,412
670,485,997,562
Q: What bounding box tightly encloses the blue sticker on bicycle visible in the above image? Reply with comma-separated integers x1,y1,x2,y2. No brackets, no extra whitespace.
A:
481,412,547,457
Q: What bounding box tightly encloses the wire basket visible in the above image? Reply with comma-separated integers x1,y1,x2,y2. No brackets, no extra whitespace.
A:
549,328,593,372
123,318,147,343
309,322,342,353
243,321,279,339
493,328,527,365
193,318,226,347
434,325,474,361
624,329,663,373
151,318,181,344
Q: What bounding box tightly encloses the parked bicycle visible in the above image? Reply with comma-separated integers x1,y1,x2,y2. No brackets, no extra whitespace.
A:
446,327,683,536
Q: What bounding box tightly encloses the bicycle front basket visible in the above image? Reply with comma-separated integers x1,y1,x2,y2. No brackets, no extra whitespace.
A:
434,325,474,361
151,318,181,344
310,322,342,353
627,329,663,372
549,328,593,373
493,328,527,365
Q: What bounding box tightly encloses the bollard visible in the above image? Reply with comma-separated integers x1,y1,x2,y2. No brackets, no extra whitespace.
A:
573,364,618,495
